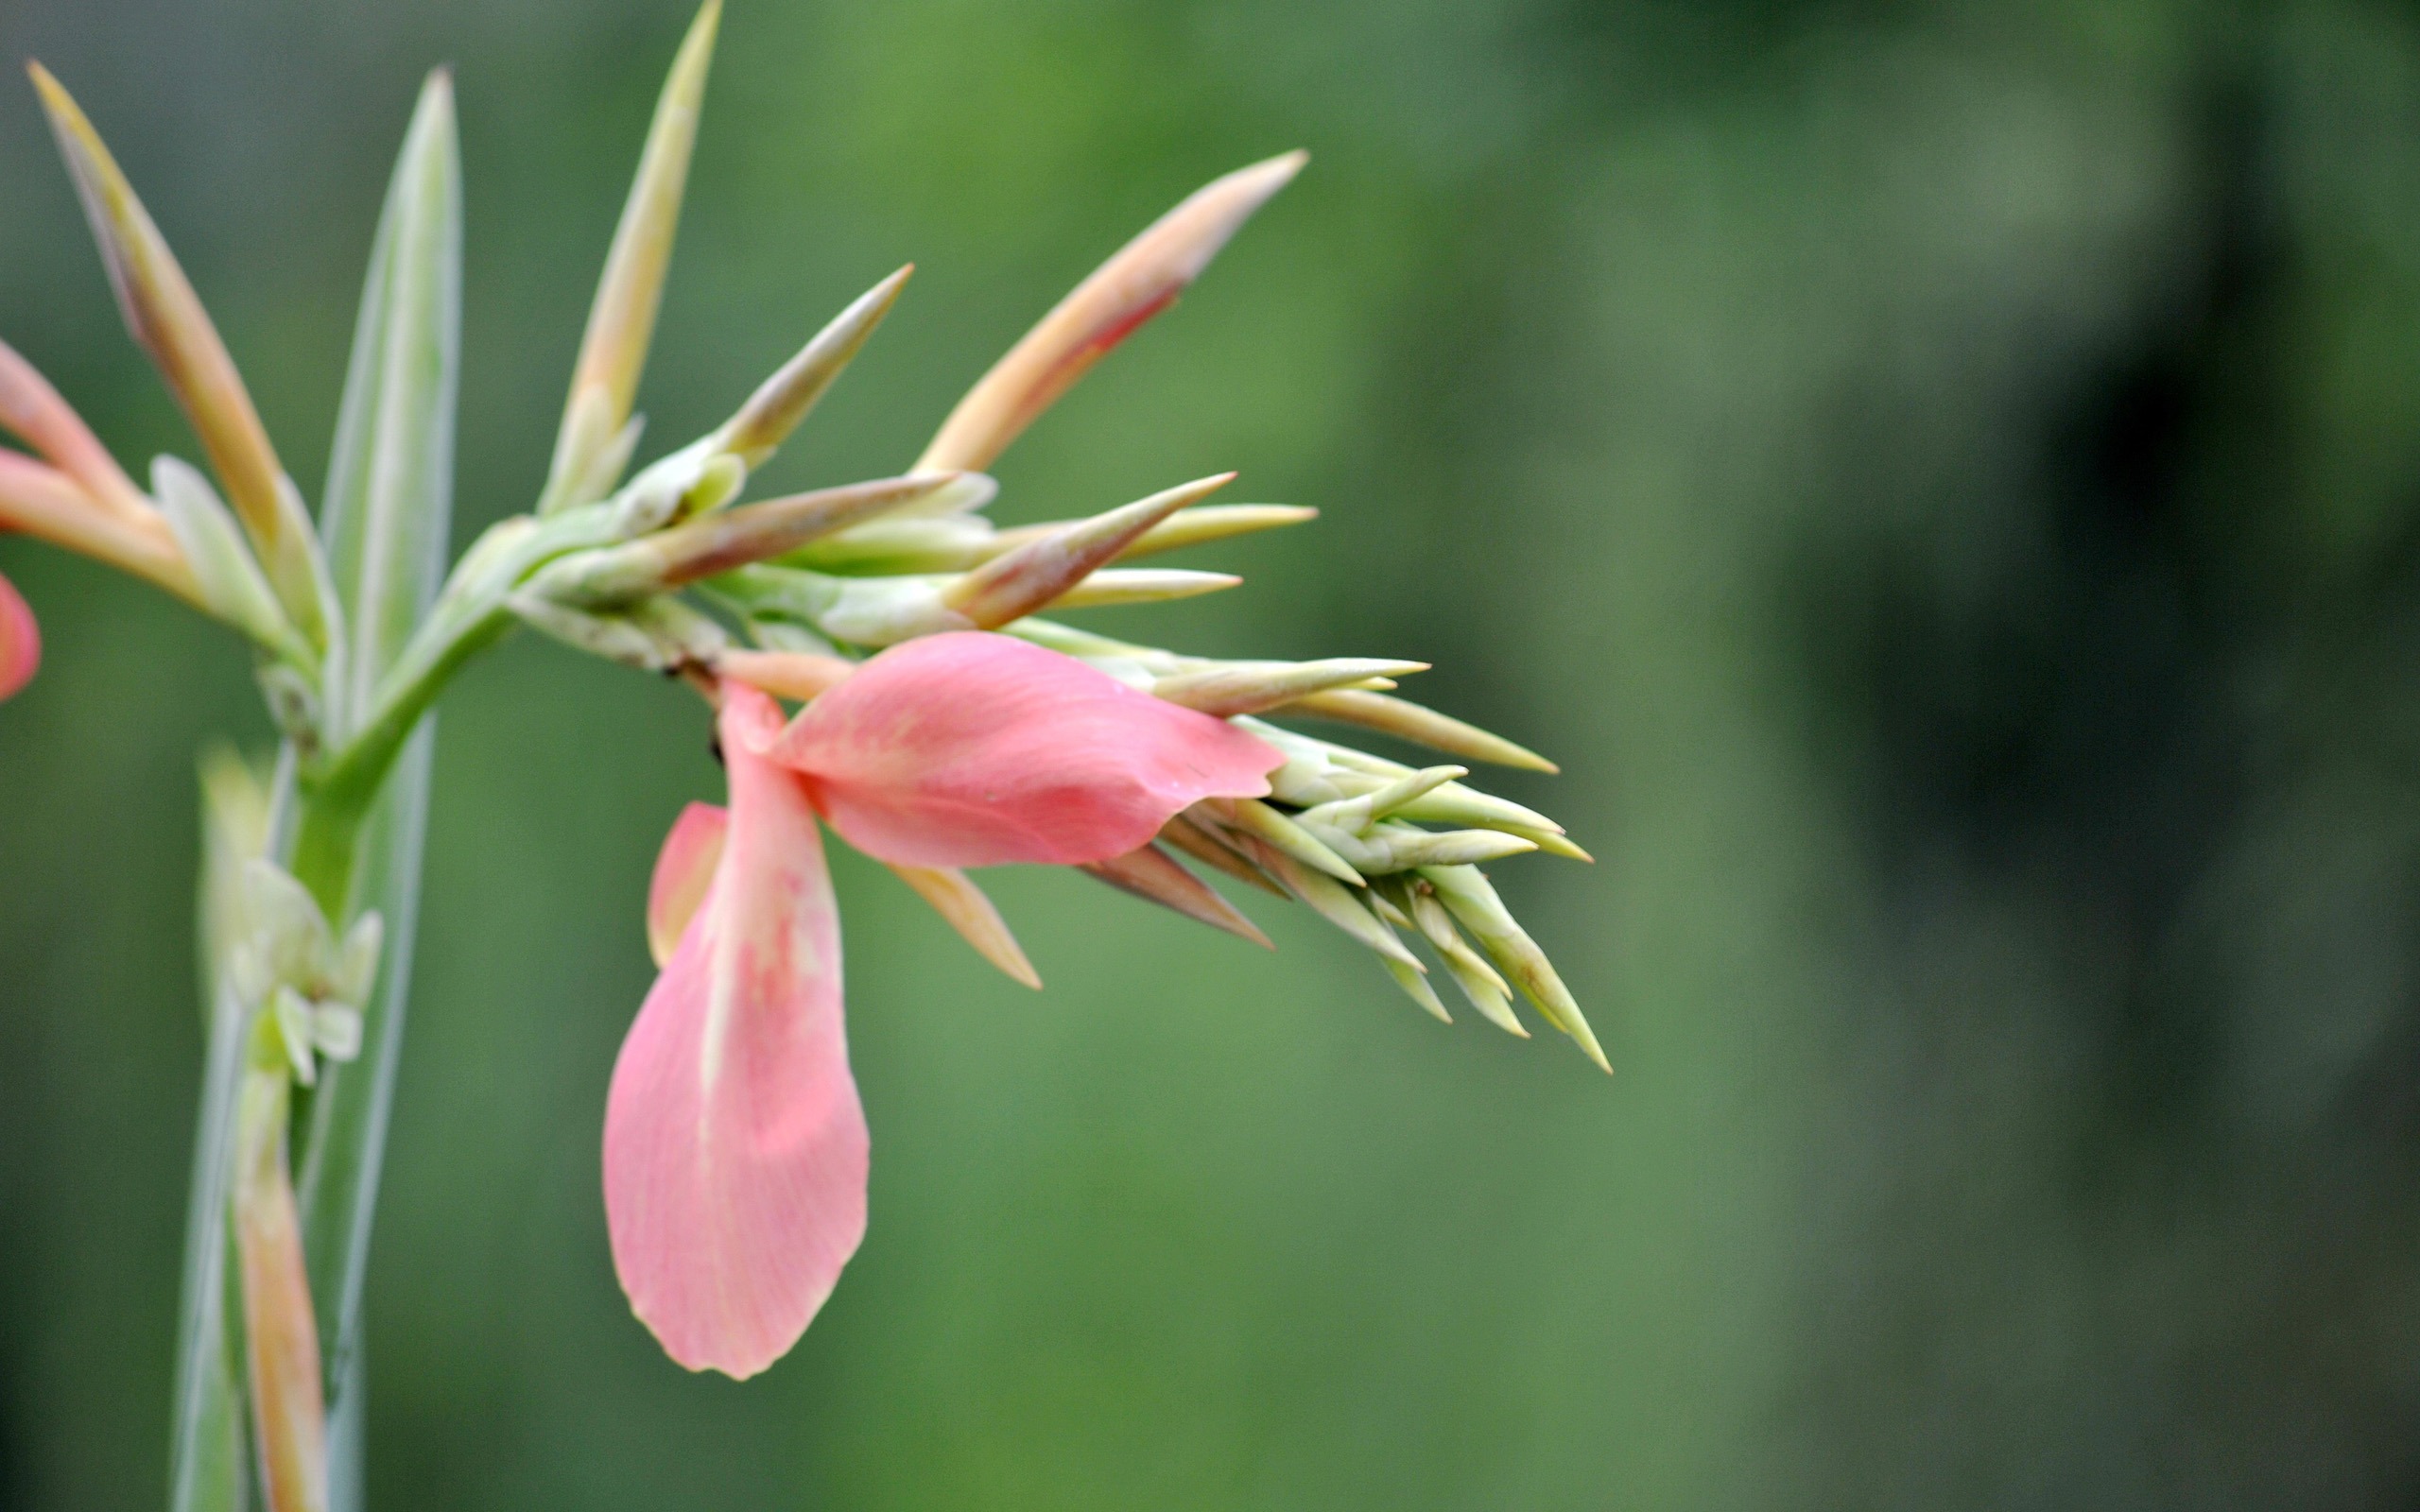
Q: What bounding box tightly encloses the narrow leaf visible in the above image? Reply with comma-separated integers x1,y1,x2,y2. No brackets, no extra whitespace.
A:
320,70,461,735
286,72,462,1499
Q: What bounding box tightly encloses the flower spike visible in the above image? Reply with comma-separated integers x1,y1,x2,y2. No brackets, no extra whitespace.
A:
940,473,1233,628
916,152,1306,472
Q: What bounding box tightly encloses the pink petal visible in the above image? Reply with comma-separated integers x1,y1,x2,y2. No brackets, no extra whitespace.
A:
0,570,37,702
605,684,868,1379
645,801,727,969
769,631,1282,868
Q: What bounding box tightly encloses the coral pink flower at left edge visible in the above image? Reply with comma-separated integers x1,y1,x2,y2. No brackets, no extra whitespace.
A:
0,571,39,701
605,683,867,1380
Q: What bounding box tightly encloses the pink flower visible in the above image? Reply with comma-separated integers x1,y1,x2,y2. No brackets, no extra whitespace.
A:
606,632,1279,1377
0,570,37,702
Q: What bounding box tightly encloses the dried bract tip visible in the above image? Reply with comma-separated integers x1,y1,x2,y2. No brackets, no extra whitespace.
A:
1081,842,1272,948
941,473,1232,628
890,864,1041,988
917,151,1307,473
717,266,912,468
541,0,721,512
28,63,317,634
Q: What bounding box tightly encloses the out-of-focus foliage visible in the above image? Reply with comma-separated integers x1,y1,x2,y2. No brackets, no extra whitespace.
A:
7,0,2420,1506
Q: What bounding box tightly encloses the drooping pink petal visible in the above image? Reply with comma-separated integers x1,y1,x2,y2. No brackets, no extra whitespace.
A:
0,570,38,702
769,631,1282,868
605,683,868,1379
645,801,727,969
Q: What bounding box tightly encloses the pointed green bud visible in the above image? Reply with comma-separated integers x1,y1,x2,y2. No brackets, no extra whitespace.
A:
1116,503,1317,558
1046,568,1240,610
506,592,727,672
531,472,973,608
1152,659,1429,718
1234,832,1423,970
1275,689,1558,772
940,474,1231,627
1081,843,1271,948
1381,956,1453,1023
1295,765,1465,833
540,0,720,512
985,502,1318,562
1238,827,1423,968
1205,797,1363,885
1419,865,1605,1072
710,565,969,647
1496,824,1592,862
1392,878,1525,1037
780,514,996,576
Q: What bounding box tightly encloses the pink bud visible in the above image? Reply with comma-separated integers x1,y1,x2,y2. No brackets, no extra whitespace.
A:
0,570,38,702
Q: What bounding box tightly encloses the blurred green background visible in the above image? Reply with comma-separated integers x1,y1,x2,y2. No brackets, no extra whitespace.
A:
8,0,2420,1505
